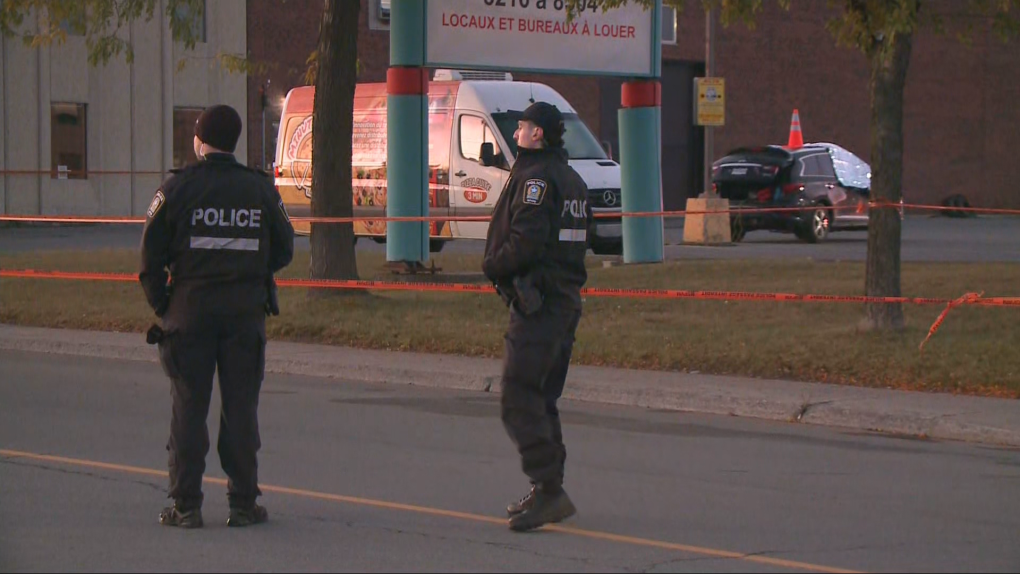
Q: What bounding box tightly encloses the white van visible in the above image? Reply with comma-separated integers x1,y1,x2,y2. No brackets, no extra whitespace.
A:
274,69,623,254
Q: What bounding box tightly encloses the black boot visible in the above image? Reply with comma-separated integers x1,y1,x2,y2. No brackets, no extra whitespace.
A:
159,501,203,529
227,503,269,527
508,484,576,532
507,484,539,517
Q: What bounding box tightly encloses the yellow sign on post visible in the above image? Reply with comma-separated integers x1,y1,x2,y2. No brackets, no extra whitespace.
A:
695,77,725,126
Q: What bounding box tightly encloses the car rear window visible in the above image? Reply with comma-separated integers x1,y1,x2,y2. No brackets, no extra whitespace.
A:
797,153,836,179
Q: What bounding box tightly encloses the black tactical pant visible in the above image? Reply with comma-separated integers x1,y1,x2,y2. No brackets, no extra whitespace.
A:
501,303,582,487
158,313,266,510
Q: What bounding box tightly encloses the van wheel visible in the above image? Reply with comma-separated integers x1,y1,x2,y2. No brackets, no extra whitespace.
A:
372,236,386,244
429,239,446,253
796,205,831,243
592,240,623,256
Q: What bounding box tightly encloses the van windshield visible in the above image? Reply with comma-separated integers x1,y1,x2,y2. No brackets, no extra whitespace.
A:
491,112,608,161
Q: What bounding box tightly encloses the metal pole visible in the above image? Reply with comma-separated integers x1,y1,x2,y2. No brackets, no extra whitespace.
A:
386,0,428,263
703,6,715,197
619,86,664,264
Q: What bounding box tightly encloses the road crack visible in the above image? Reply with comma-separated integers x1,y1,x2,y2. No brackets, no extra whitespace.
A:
0,458,165,494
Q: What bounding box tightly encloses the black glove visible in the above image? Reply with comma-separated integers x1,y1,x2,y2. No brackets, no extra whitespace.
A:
265,276,280,316
495,281,516,309
512,273,543,315
145,324,165,345
154,282,173,318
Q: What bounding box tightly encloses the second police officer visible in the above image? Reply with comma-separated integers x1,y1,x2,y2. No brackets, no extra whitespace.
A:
139,104,295,529
482,101,594,532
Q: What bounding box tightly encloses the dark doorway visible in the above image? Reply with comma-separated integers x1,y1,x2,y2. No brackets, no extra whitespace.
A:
599,60,704,213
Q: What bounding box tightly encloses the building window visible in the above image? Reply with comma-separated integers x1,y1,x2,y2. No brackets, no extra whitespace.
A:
51,103,87,180
369,0,391,30
174,0,206,44
173,108,204,168
661,6,677,45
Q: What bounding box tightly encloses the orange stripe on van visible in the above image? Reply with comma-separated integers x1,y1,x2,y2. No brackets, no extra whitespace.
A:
387,67,429,95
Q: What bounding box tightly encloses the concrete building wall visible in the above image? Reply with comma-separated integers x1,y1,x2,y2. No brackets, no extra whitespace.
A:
0,0,247,216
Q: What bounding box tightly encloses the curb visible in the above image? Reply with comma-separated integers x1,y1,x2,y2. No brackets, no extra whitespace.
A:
2,324,1018,448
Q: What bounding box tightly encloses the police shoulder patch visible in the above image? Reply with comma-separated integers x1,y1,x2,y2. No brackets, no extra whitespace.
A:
147,189,166,218
523,179,548,206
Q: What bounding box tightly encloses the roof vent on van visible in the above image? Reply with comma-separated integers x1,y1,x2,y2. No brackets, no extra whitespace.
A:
433,69,513,82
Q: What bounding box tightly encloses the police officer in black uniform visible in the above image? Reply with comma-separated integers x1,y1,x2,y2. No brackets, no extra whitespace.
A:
139,104,295,529
482,101,593,532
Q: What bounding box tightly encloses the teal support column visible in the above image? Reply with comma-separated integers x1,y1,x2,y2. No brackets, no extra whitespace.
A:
618,81,664,264
386,0,428,263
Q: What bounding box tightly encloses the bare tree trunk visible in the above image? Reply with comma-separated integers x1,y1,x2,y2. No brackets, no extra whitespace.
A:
862,31,912,331
309,0,360,292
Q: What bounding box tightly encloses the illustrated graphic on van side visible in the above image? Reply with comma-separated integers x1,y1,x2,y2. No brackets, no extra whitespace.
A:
274,70,625,255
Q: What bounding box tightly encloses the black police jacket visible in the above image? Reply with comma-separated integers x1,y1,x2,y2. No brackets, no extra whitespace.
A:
482,146,593,310
139,153,295,322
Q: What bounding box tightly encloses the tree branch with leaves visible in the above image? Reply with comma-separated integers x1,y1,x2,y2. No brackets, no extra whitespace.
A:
0,0,204,66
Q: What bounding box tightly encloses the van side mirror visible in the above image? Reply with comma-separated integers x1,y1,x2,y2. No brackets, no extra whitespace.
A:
601,140,614,159
480,142,497,167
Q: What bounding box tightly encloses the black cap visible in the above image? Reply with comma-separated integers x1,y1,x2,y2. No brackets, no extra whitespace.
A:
194,104,242,153
521,101,565,147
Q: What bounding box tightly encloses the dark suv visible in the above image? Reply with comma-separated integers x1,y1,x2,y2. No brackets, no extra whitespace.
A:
711,143,871,243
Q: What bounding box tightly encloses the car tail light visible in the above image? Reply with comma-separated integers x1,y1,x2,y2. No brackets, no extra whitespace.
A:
781,183,804,196
274,165,283,178
756,188,772,202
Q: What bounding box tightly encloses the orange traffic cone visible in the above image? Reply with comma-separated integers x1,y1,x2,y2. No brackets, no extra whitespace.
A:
787,109,804,150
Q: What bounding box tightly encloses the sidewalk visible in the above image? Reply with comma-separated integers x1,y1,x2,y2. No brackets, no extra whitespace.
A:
2,323,1019,447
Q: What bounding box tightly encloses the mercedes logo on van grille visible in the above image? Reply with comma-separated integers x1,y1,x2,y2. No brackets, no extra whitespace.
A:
603,190,618,207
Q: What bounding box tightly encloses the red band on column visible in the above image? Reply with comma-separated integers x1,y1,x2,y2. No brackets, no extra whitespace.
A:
621,81,661,108
387,67,429,95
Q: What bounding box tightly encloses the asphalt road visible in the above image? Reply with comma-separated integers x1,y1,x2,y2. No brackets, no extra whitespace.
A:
1,215,1017,262
2,350,1019,573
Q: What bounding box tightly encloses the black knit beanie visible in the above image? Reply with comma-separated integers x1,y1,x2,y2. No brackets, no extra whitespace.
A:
194,104,242,153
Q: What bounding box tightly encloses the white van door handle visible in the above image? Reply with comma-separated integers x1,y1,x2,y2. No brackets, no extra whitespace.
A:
454,171,467,177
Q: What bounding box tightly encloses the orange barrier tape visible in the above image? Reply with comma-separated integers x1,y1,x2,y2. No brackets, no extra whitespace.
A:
876,201,1020,216
4,270,1017,349
4,269,1019,308
0,215,147,224
0,166,1016,216
0,201,1000,226
0,205,862,225
919,292,984,351
0,270,141,283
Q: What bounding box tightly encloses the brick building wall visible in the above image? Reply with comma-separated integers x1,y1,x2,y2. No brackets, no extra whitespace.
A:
247,0,1020,208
